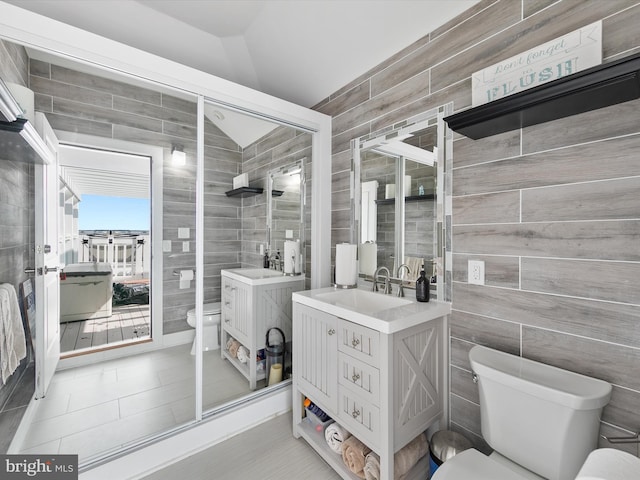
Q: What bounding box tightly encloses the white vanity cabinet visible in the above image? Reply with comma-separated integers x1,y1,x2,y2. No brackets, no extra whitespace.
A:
292,288,450,480
221,268,305,390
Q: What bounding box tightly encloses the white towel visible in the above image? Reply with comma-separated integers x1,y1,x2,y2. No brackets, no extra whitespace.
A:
237,345,249,364
0,283,27,385
325,422,351,454
364,452,380,480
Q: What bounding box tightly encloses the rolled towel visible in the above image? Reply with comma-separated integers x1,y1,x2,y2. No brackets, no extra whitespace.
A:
237,345,249,364
228,340,240,358
364,452,380,480
342,435,372,479
361,433,428,480
226,337,235,350
325,422,351,454
394,433,429,478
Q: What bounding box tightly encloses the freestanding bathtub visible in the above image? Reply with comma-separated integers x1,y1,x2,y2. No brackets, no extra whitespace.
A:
60,262,113,323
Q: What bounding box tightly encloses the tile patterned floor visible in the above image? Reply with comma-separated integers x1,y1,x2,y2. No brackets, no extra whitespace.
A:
142,413,341,480
18,344,253,462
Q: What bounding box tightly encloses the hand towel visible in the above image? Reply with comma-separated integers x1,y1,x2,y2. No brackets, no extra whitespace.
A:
361,433,428,480
364,452,380,480
342,435,372,479
325,422,351,454
394,433,429,478
237,345,249,364
0,283,27,385
228,340,241,358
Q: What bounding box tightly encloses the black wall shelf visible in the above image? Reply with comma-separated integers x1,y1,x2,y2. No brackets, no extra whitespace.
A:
444,52,640,140
376,194,435,205
225,187,263,197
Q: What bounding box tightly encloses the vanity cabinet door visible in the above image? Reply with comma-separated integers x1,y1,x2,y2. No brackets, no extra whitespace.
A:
293,303,338,413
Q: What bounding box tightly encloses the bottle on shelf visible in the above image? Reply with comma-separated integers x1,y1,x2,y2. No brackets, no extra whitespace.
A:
303,397,331,423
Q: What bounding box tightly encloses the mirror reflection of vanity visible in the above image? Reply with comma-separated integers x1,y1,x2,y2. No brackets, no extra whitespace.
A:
352,104,452,301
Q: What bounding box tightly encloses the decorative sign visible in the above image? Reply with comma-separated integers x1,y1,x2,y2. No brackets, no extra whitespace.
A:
472,21,602,106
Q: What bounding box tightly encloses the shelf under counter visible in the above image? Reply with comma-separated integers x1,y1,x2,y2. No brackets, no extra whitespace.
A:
295,420,430,480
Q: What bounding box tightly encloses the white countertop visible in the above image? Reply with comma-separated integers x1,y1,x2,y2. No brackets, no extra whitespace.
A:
293,287,451,334
221,268,305,286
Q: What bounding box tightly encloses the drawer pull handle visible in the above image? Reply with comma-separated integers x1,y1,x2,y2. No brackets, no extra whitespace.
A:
352,372,360,382
327,328,336,336
352,408,360,419
352,337,360,347
225,301,230,307
225,318,231,323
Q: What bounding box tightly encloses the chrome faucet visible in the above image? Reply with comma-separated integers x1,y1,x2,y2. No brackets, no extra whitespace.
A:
372,266,392,295
396,264,411,297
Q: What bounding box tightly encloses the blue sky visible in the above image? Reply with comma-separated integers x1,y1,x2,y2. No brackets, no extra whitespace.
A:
79,195,150,231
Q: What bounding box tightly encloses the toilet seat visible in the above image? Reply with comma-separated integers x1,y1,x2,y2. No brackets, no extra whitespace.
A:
187,302,221,318
432,449,540,480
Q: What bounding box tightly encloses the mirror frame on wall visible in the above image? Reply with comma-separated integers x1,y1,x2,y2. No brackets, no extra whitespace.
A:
351,103,453,302
1,3,332,473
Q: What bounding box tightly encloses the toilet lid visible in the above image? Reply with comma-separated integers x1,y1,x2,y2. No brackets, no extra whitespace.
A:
187,302,221,317
432,449,530,480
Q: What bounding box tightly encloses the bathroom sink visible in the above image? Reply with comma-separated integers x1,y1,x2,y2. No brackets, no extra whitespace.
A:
232,268,285,279
293,287,451,334
314,289,412,315
222,268,304,286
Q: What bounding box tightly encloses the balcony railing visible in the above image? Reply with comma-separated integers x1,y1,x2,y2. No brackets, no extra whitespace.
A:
78,233,150,279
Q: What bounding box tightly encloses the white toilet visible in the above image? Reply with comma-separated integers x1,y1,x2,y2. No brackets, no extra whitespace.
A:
433,345,612,480
186,302,221,354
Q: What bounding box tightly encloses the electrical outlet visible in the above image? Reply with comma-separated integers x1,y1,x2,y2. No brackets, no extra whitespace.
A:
468,260,485,285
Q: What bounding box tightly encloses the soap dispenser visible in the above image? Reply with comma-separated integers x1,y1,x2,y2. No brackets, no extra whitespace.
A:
416,268,430,302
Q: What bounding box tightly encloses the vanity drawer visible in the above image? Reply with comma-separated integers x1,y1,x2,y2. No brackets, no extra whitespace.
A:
338,320,379,368
338,387,380,447
338,352,379,407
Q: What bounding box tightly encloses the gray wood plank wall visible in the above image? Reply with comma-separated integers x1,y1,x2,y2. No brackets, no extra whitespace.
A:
320,0,640,457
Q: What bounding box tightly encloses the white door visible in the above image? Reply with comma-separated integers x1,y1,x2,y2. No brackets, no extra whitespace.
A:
34,112,61,399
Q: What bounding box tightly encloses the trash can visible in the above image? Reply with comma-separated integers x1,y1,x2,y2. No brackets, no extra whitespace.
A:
429,430,472,476
265,327,285,385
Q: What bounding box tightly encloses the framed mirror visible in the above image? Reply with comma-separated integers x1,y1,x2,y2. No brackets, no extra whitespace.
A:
351,104,452,301
266,159,306,275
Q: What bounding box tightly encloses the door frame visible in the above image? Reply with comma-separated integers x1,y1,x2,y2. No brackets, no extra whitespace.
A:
54,133,165,369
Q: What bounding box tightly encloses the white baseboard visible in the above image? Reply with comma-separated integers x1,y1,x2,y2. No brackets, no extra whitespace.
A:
79,387,292,480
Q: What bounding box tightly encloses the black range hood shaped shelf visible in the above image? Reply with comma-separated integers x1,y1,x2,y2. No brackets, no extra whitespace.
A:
444,52,640,140
225,186,263,197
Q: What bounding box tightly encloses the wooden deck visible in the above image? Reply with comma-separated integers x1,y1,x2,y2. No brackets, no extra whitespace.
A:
60,303,150,354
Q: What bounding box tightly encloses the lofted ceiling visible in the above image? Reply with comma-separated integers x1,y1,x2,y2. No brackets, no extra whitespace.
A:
5,0,479,201
6,0,480,108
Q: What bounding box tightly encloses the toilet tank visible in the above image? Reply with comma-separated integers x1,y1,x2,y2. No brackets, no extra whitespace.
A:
469,346,611,480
